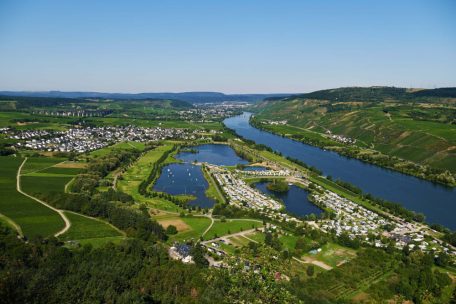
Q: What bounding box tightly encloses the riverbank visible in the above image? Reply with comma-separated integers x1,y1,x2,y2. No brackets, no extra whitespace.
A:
224,113,456,229
250,117,456,187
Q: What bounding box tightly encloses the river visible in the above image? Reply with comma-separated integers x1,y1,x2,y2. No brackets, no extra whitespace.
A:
224,112,456,229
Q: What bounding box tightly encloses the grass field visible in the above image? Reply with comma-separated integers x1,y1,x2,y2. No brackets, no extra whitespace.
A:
203,219,262,240
60,211,124,242
301,243,357,268
117,144,186,212
21,162,82,196
20,157,66,174
22,175,73,196
90,141,146,158
168,216,212,242
0,157,65,238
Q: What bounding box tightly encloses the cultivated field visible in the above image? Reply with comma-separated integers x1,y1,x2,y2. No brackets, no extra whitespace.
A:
60,211,124,243
0,157,65,237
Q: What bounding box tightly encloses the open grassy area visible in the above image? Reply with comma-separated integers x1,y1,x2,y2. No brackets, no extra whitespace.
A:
0,157,65,238
21,162,81,196
301,242,357,268
21,175,74,195
60,211,124,242
90,141,146,158
203,219,262,240
168,216,212,242
20,157,66,174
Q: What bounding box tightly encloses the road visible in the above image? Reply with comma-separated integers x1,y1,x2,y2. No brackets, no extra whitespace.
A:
17,158,71,237
292,256,333,270
200,211,215,237
201,226,264,245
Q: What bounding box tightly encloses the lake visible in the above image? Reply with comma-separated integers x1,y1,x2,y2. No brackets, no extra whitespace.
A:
153,163,216,208
177,144,248,166
255,181,323,217
224,112,456,229
153,144,248,208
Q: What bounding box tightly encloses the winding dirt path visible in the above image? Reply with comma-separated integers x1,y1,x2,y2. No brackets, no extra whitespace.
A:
17,158,71,237
0,212,23,237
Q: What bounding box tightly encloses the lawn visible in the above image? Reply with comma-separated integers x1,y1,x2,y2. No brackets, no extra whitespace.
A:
245,230,266,243
279,233,300,251
203,219,262,240
60,211,123,241
169,216,212,242
301,242,357,268
0,157,65,238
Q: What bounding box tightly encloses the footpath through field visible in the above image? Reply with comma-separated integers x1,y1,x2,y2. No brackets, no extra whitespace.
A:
17,158,71,237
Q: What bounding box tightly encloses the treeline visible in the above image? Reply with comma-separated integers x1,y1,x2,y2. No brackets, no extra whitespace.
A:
327,177,427,223
0,143,15,156
0,95,88,109
285,156,322,175
0,224,298,303
44,191,166,241
138,145,177,195
71,149,141,195
362,193,426,223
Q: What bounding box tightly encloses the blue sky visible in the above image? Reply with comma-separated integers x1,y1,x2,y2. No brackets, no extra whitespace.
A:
0,0,455,93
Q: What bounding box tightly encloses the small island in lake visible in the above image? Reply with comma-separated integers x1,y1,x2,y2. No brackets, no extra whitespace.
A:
266,180,289,193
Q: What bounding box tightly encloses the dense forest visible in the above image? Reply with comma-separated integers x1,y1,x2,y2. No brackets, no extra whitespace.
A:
0,224,299,303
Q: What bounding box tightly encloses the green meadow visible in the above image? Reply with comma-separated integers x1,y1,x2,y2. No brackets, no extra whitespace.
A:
169,216,212,242
203,219,261,240
60,211,124,242
0,157,64,238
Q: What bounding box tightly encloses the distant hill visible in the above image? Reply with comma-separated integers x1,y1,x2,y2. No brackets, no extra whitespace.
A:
264,86,456,103
254,86,456,174
0,91,290,104
0,95,194,110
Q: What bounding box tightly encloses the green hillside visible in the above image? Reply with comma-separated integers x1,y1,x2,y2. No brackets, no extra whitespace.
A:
253,87,456,184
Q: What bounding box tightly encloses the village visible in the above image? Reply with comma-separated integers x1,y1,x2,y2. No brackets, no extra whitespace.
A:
204,163,456,258
325,130,356,144
177,102,249,121
6,126,195,153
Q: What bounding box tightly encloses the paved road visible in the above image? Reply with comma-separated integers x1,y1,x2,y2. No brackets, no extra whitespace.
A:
17,158,71,237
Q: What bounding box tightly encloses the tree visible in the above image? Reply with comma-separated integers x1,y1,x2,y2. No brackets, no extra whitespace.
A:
190,244,209,268
166,225,178,235
306,265,315,277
